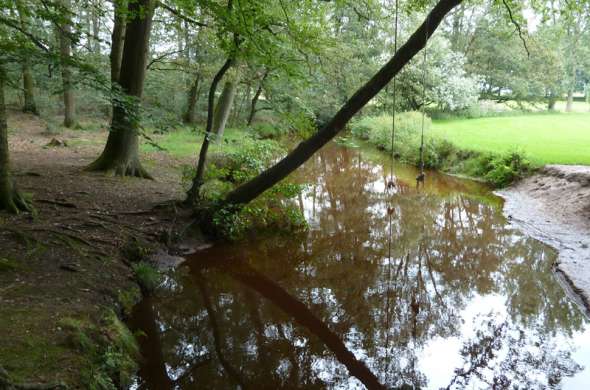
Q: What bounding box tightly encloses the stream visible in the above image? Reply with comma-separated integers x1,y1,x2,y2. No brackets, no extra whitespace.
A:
130,144,590,389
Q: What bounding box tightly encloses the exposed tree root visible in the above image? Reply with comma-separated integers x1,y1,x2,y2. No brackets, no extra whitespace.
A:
0,187,33,214
0,366,66,390
85,157,153,180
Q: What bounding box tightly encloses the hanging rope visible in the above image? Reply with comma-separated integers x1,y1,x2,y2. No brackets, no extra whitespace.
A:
416,15,430,187
388,0,400,188
384,0,400,383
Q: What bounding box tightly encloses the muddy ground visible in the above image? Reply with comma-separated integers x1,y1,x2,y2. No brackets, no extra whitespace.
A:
0,111,196,388
499,165,590,315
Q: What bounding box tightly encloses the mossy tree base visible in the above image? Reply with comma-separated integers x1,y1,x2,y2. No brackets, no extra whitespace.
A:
0,182,32,214
86,156,153,179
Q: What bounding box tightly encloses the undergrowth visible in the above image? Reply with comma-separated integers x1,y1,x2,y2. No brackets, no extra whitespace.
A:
59,310,140,390
350,113,533,187
183,133,308,240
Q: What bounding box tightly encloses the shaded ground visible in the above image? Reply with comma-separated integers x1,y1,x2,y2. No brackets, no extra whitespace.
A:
499,165,590,315
0,111,195,387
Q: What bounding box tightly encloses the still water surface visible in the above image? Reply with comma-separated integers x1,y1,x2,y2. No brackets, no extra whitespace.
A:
131,145,590,389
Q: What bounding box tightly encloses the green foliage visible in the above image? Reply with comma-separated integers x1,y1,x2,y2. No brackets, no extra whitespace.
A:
132,262,161,294
351,113,532,187
59,310,139,390
250,123,284,140
0,257,19,272
211,195,308,241
117,287,142,318
351,112,437,166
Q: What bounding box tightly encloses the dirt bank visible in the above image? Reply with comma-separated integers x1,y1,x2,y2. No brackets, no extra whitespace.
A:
0,111,196,388
498,165,590,315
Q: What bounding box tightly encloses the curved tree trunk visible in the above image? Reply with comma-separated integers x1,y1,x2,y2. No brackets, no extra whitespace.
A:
58,0,76,128
246,71,268,126
221,0,462,208
186,58,234,203
212,80,237,140
88,0,155,178
0,65,31,213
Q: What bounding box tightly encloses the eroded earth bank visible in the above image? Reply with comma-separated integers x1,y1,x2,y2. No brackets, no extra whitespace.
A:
499,165,590,315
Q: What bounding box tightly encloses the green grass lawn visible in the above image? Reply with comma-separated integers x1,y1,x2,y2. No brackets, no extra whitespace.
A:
141,127,247,158
430,112,590,165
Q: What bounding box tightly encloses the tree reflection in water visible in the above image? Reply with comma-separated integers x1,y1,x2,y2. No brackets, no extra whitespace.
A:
131,145,589,389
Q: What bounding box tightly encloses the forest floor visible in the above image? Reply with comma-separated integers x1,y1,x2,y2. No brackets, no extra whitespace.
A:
0,111,198,388
499,165,590,315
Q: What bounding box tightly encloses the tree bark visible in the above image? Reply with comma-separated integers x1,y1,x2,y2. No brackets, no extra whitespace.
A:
246,70,268,126
212,80,237,140
58,0,76,128
87,0,155,178
106,0,126,118
91,2,100,53
186,58,234,203
16,1,38,115
566,89,574,112
110,0,126,84
183,73,201,124
222,0,462,207
0,65,31,213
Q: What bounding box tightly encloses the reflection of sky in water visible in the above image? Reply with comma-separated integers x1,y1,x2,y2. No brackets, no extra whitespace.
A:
132,145,590,389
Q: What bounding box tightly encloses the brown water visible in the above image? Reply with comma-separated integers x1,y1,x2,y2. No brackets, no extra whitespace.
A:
130,145,590,389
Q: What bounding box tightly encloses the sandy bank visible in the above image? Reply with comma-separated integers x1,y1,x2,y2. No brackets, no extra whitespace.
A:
498,165,590,315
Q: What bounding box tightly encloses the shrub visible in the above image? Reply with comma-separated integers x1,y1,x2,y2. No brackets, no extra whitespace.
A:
251,123,284,140
132,262,161,295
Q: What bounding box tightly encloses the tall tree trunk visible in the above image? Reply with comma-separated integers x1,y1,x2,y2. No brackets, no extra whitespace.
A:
548,95,556,111
110,0,126,84
566,64,576,112
87,0,155,178
247,70,268,126
566,89,574,112
186,58,234,203
21,62,38,115
183,73,201,124
107,0,126,119
16,1,38,115
0,65,31,213
91,2,100,53
58,0,76,128
212,80,237,140
221,0,461,208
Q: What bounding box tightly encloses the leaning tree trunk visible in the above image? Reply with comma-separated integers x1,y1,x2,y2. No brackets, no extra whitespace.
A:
87,0,155,178
186,58,234,204
212,80,238,140
58,0,76,128
221,0,462,208
0,65,31,213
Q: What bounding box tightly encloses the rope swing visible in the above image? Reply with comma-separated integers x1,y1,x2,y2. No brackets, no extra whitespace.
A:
416,14,430,188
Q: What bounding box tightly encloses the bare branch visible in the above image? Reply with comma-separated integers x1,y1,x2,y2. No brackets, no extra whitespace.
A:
501,0,529,57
